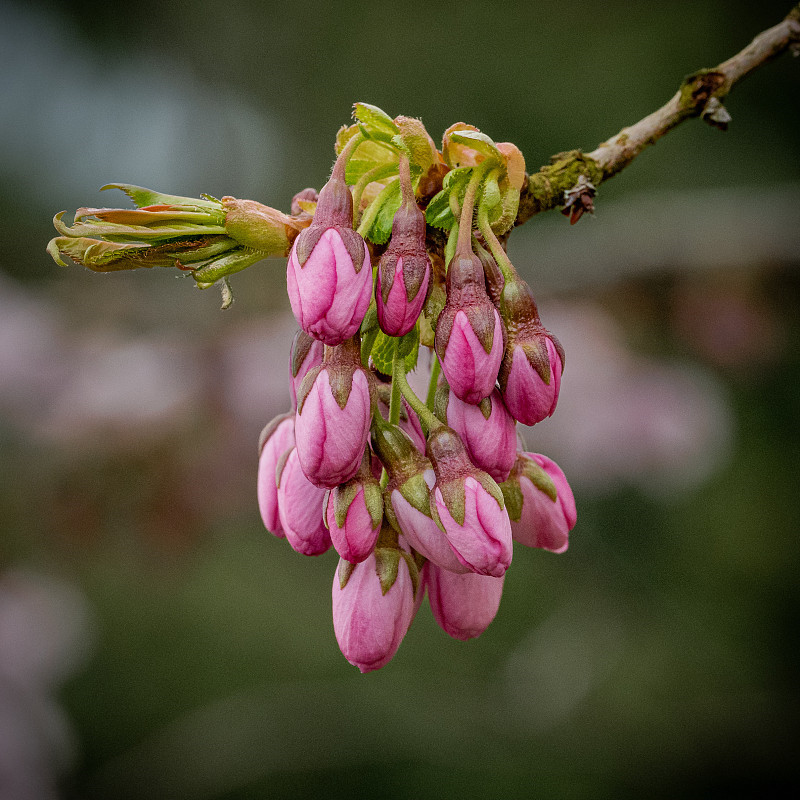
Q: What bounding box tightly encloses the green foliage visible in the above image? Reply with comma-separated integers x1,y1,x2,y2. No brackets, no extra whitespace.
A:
369,326,419,376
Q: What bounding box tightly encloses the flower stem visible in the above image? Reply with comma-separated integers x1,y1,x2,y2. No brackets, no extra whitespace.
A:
398,152,414,206
394,366,442,434
352,163,398,226
331,132,364,184
456,162,491,255
477,201,516,281
425,353,441,411
389,339,403,426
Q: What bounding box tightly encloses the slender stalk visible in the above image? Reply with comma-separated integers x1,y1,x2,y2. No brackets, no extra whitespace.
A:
389,339,402,426
352,163,398,226
477,202,515,281
394,367,442,434
397,153,414,205
425,354,441,411
456,162,491,255
332,132,364,183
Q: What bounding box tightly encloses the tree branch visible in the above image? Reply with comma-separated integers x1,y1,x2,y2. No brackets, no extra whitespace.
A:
515,4,800,226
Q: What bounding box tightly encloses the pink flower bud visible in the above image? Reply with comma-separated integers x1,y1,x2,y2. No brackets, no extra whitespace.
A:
332,531,418,673
371,420,466,573
497,274,564,425
435,385,516,483
256,412,295,537
289,330,324,410
501,336,563,425
390,475,469,574
425,565,504,640
286,170,372,346
427,426,513,577
376,199,431,336
435,252,504,404
295,339,372,489
276,447,331,556
502,452,576,553
325,451,383,563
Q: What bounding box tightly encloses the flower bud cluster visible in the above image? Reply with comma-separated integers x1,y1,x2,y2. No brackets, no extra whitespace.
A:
46,102,578,673
254,106,578,672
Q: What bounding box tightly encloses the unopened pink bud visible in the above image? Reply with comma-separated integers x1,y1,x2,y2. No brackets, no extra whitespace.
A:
390,476,469,574
436,385,516,483
507,453,576,553
325,452,383,563
289,330,324,410
427,426,513,577
425,565,504,640
435,253,504,404
377,253,430,337
502,336,563,425
497,274,564,425
332,541,417,673
287,229,372,346
432,476,512,577
256,412,295,537
295,340,372,489
276,447,331,556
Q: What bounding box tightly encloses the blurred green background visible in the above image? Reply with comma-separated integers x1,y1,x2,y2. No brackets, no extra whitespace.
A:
1,1,799,798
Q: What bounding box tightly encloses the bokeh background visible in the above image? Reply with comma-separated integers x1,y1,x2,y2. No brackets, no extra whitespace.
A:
2,1,799,798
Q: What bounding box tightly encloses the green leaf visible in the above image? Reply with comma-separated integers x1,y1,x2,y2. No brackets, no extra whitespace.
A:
424,189,455,231
353,103,400,137
448,130,503,165
192,248,265,287
360,179,401,245
370,327,419,375
101,183,221,210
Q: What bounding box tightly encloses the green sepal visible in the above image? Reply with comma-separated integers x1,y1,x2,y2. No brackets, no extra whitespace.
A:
353,103,400,137
328,365,356,411
295,365,324,414
400,550,421,598
374,546,400,595
363,481,385,530
257,410,294,454
398,472,434,518
437,479,466,526
499,477,524,523
475,471,506,510
333,481,359,529
478,396,493,421
100,183,222,211
338,558,356,590
274,447,293,490
520,458,558,502
359,179,401,245
521,340,552,385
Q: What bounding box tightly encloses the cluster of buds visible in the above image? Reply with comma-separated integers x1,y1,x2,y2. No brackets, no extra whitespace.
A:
50,103,577,672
